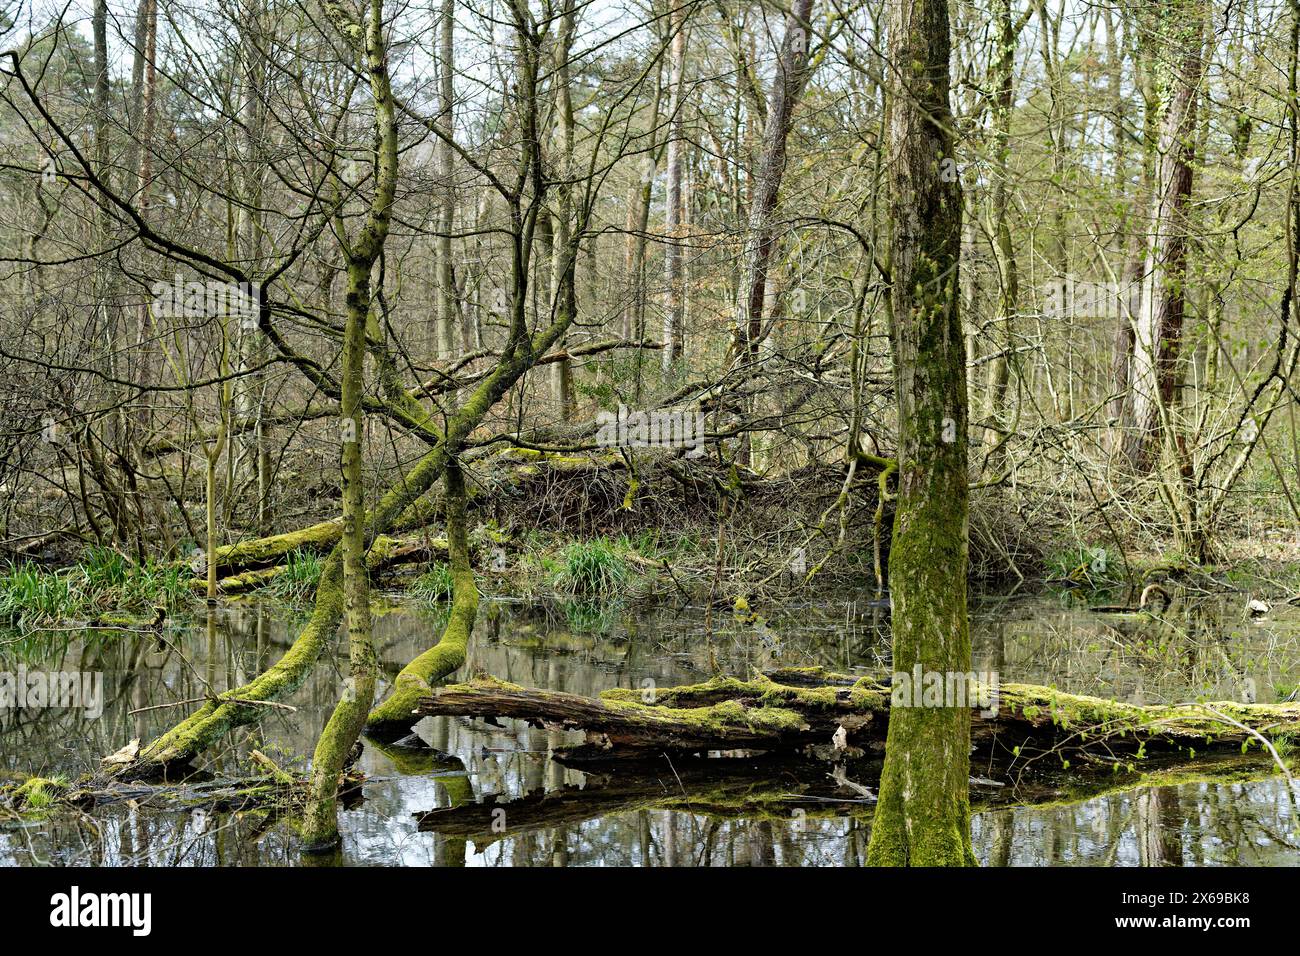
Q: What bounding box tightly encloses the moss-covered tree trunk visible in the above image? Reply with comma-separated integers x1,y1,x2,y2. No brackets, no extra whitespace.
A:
301,0,396,849
301,261,379,849
866,0,973,866
366,460,478,733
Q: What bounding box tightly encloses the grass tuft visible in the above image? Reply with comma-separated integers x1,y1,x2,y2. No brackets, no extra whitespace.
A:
267,549,324,603
550,539,631,597
0,550,193,631
410,562,456,603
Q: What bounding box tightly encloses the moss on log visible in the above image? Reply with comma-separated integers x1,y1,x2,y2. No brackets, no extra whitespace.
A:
197,499,445,577
412,667,1300,762
2,767,345,815
208,520,345,575
367,463,479,734
190,535,449,594
416,672,890,757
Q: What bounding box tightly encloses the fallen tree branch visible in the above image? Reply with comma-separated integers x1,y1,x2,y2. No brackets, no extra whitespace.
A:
411,667,1300,763
188,534,449,594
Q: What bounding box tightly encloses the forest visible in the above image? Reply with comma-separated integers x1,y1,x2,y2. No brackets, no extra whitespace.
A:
0,0,1297,875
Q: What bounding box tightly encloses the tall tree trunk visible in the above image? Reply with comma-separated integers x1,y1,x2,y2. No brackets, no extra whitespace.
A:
982,0,1021,472
236,0,272,533
624,69,663,342
733,0,814,357
92,0,109,182
436,0,457,365
133,0,158,396
661,2,688,371
551,0,577,420
1107,3,1158,451
1123,0,1205,470
731,0,815,465
867,0,974,867
302,0,398,849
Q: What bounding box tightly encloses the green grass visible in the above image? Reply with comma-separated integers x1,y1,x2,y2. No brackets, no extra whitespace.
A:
1046,544,1124,589
550,539,632,597
410,562,456,603
267,549,324,603
0,549,193,631
0,564,75,625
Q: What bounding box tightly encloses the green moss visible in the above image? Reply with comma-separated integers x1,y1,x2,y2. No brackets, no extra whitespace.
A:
367,462,479,734
10,775,68,811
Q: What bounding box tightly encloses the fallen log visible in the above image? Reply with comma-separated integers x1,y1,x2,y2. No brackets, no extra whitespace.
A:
411,667,1300,763
187,448,601,578
1,767,364,816
414,672,882,758
188,535,450,594
191,500,445,577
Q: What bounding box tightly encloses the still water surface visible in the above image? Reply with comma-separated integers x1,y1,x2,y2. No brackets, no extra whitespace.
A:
3,591,1298,865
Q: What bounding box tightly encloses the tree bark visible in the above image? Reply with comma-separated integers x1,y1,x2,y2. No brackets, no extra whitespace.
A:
661,3,688,371
436,0,458,365
366,461,478,734
302,0,398,849
550,0,578,420
1123,1,1206,471
412,670,1300,760
868,0,973,866
732,0,814,365
981,0,1020,472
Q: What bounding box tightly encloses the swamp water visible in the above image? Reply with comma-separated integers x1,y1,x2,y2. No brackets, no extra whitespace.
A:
2,592,1299,866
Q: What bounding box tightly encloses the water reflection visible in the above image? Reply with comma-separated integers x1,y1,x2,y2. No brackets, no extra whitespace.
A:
2,592,1298,865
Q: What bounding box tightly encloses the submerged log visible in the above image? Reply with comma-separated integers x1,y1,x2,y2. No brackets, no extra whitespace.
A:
414,750,1287,849
411,668,1300,763
2,767,365,815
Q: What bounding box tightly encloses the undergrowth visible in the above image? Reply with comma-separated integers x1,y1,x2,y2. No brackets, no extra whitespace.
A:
0,547,191,631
